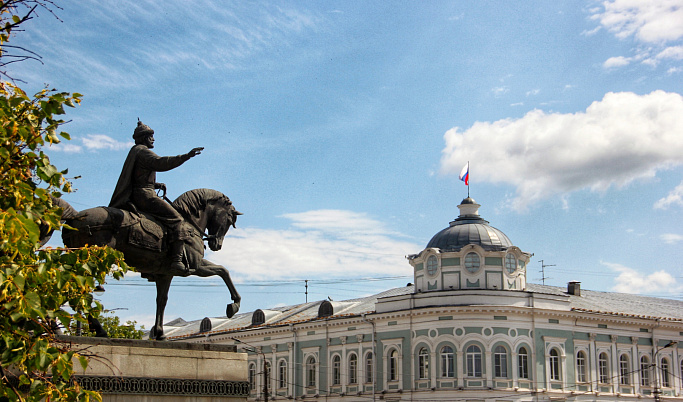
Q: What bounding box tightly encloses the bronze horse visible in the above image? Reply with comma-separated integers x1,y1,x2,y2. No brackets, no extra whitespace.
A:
60,188,242,340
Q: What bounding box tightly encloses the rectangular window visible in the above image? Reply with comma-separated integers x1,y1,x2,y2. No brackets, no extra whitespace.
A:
576,353,587,383
598,355,609,384
441,351,454,378
549,352,561,381
640,359,650,387
467,353,482,377
494,353,507,377
518,354,529,379
619,357,630,385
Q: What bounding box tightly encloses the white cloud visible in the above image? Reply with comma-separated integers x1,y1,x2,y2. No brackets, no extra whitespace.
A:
46,134,132,153
660,233,683,244
592,0,683,43
440,91,683,209
654,181,683,209
82,134,133,151
604,262,683,295
48,143,82,153
491,86,509,97
526,89,540,96
591,1,683,71
668,66,682,74
208,210,420,281
603,55,631,68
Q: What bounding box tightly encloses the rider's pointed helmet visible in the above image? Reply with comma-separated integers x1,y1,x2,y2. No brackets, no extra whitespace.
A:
133,119,154,140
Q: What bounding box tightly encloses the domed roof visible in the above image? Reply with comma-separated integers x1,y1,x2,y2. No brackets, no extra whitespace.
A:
426,198,513,252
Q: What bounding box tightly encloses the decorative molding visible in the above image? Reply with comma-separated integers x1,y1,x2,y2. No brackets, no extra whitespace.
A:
73,375,250,397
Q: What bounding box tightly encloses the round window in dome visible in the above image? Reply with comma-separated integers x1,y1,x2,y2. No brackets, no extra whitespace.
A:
464,252,480,273
426,255,438,276
505,254,517,274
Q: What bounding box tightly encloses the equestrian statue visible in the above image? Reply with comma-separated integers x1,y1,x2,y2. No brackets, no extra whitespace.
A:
58,120,242,340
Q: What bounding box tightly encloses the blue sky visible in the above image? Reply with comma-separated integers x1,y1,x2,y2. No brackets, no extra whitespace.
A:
15,1,683,327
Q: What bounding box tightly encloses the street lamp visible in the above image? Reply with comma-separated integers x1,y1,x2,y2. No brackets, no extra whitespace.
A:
233,337,269,402
653,341,677,402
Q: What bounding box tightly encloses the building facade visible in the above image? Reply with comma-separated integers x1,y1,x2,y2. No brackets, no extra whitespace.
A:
167,198,683,401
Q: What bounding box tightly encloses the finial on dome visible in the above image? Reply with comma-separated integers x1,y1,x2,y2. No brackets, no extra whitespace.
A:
457,197,480,218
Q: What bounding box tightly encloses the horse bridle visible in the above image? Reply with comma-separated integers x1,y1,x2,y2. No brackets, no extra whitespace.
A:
161,193,217,242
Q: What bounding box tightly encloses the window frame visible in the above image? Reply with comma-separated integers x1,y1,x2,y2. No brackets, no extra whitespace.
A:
494,345,508,378
418,347,430,380
306,356,317,388
619,354,630,385
549,348,562,382
518,347,530,380
598,352,610,384
278,359,287,389
331,354,341,385
640,355,651,387
576,350,588,383
464,252,481,274
389,349,399,382
348,352,358,385
466,344,483,377
440,345,455,378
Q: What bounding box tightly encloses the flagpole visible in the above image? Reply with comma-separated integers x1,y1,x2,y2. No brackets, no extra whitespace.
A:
467,161,470,198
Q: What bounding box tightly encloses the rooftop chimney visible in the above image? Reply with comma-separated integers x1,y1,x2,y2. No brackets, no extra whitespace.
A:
567,281,581,296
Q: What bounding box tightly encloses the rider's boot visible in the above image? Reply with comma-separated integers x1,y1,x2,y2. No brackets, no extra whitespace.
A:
169,240,188,275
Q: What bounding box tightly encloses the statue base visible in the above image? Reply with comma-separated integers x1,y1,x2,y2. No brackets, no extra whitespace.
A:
61,336,248,401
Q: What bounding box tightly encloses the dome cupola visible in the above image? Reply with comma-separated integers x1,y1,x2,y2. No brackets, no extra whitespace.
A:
410,197,529,293
426,198,513,252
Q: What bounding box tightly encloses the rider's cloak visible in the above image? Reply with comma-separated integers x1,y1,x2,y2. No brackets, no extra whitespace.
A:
110,145,145,209
110,145,192,209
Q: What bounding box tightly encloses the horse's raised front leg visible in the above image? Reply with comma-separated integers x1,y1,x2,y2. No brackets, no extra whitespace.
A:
151,275,173,340
192,259,241,318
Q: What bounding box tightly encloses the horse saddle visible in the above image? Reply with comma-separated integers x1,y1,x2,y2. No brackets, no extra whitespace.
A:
110,208,165,252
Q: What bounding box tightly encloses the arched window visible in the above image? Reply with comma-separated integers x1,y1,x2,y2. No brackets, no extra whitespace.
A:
466,345,482,377
389,349,399,381
505,254,517,273
598,352,610,384
576,351,587,383
465,253,481,273
640,356,651,387
306,356,317,388
518,347,529,379
661,357,671,388
348,353,358,384
619,354,630,385
418,347,430,379
278,360,287,389
332,355,341,385
248,363,256,391
440,346,454,378
494,346,508,378
549,348,561,381
427,255,438,276
365,352,373,384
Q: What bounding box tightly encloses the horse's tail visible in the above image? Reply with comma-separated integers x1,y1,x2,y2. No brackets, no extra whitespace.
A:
38,196,80,247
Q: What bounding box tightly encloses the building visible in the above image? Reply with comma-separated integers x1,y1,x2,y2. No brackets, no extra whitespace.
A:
167,198,683,401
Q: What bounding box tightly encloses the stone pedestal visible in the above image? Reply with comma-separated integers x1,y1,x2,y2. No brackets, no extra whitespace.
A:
62,336,248,401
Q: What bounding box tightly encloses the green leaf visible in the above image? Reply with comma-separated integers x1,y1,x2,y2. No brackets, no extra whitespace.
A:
77,354,88,371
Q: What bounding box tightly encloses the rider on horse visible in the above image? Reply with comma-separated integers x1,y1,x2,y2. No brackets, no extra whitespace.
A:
109,120,203,274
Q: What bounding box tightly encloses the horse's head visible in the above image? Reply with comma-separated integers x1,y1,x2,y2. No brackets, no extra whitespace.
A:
206,196,242,251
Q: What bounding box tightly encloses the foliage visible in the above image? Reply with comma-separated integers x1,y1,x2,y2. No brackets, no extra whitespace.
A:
0,2,129,401
75,312,145,340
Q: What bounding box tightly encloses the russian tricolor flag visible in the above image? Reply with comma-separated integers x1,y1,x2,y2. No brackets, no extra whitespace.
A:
459,162,469,185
